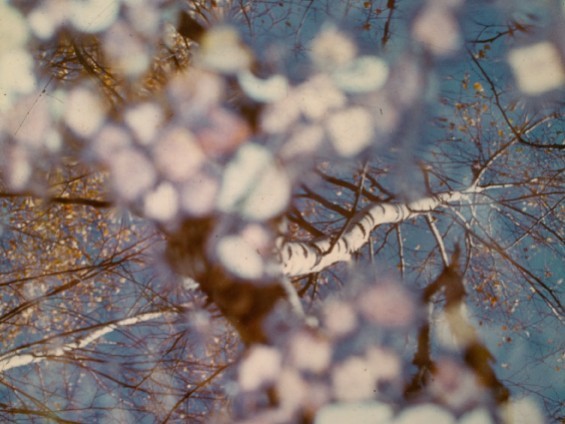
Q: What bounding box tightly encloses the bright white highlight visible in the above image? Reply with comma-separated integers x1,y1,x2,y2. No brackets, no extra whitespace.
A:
281,124,324,160
104,21,150,76
0,51,36,111
180,174,219,217
501,398,545,424
154,128,204,181
395,404,455,424
315,402,393,424
64,87,105,137
238,71,288,103
5,146,31,190
413,4,461,56
365,347,401,382
311,27,357,69
332,356,376,401
459,409,493,424
359,284,415,327
109,148,156,201
276,369,308,413
327,107,374,157
262,96,301,133
143,183,179,222
216,234,264,279
508,42,565,95
238,345,282,391
6,94,49,148
125,103,163,144
323,300,357,337
298,76,346,120
332,56,389,93
93,125,131,160
290,333,331,373
28,2,71,39
199,26,252,74
71,0,120,33
218,143,290,220
0,3,29,52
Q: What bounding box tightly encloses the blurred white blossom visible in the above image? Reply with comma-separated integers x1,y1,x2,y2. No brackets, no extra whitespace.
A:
218,143,291,220
412,3,461,56
154,128,204,181
276,369,308,413
298,75,346,121
4,145,31,190
501,398,545,424
394,404,455,424
124,0,160,36
217,224,272,280
0,3,29,52
459,409,493,424
44,129,62,152
280,124,324,160
196,108,250,156
332,56,389,94
327,107,374,157
508,42,565,94
429,358,483,411
143,182,179,222
180,173,219,217
365,347,401,383
311,27,357,69
103,21,150,77
332,357,376,402
64,87,105,137
167,70,224,119
358,284,415,327
216,233,265,280
70,0,120,33
109,148,156,201
262,95,301,133
239,345,282,391
290,332,332,374
0,3,36,112
125,103,163,145
5,94,50,148
238,71,289,103
199,26,253,74
28,1,71,39
323,300,358,338
315,402,393,424
0,50,36,112
93,125,131,160
240,224,272,254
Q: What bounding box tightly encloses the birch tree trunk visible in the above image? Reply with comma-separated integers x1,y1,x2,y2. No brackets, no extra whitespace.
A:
0,309,180,373
280,189,468,276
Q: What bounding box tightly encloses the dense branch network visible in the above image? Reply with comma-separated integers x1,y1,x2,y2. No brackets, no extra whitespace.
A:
1,0,563,422
280,183,563,320
281,188,469,276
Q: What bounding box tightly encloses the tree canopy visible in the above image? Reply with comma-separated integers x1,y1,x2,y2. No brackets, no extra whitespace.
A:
0,0,564,423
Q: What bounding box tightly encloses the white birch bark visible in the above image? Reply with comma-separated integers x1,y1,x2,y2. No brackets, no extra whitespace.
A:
0,186,505,374
280,189,469,277
0,309,176,373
